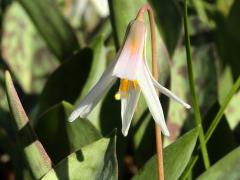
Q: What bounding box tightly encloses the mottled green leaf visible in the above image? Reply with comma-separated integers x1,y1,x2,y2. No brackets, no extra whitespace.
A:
165,44,218,145
1,2,59,93
206,75,240,140
42,135,118,180
5,71,52,179
197,147,240,180
214,0,240,81
132,127,199,180
35,101,101,163
218,66,234,104
214,0,240,130
16,0,80,61
190,0,211,27
225,91,240,129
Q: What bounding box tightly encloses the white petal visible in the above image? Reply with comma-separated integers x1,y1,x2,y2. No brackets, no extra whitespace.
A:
152,79,191,109
113,20,146,80
144,60,191,109
121,86,141,136
68,59,117,122
137,61,170,136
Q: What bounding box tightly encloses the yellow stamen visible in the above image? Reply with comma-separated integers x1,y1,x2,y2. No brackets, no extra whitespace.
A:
132,80,138,90
114,79,139,100
120,79,130,93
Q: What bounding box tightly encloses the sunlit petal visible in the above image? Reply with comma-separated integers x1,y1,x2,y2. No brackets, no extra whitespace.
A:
121,85,141,136
113,20,146,80
137,61,170,136
68,59,117,122
152,79,191,109
144,60,191,109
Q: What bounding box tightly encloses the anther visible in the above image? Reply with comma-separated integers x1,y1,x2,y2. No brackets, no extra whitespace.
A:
114,92,121,100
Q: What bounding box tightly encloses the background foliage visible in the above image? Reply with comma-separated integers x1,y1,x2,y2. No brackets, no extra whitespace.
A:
0,0,239,179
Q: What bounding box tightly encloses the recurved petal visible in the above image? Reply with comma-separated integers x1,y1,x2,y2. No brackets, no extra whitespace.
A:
68,59,117,122
137,61,170,136
144,60,191,109
152,79,191,109
121,85,141,136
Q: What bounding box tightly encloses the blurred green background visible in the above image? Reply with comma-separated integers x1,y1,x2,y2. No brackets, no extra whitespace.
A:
0,0,239,179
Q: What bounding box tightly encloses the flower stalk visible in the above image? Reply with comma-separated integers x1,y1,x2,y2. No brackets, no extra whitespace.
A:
137,4,164,180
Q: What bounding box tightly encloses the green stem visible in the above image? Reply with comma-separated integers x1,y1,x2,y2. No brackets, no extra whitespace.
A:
181,75,240,179
183,0,210,169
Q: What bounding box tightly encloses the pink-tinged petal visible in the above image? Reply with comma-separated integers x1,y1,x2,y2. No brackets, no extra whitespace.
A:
121,85,141,136
144,61,191,109
137,61,170,136
113,20,146,80
68,59,117,122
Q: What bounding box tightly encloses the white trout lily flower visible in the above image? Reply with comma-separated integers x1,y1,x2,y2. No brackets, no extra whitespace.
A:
68,18,191,136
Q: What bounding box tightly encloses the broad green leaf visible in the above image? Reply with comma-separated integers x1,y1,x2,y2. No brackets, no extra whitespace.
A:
1,2,59,93
37,48,93,116
4,71,52,179
164,128,199,180
196,147,240,180
132,127,199,180
16,0,80,61
35,101,101,163
42,135,118,180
